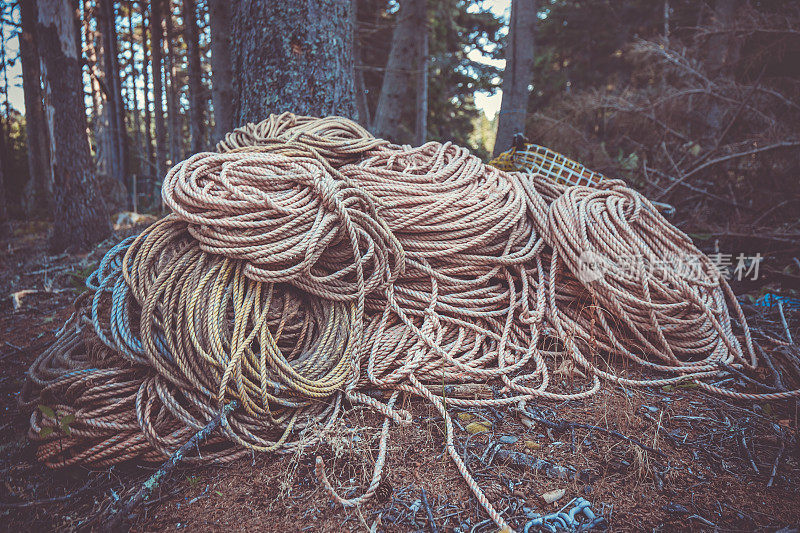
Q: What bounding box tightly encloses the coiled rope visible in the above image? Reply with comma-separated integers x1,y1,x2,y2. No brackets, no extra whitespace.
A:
23,112,800,532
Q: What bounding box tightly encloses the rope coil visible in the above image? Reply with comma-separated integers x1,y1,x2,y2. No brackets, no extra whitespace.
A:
23,113,799,532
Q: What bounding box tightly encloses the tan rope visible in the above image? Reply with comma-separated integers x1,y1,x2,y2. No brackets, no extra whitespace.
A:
23,113,800,532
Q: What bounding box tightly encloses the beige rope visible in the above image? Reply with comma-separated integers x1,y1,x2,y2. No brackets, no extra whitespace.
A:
23,113,800,532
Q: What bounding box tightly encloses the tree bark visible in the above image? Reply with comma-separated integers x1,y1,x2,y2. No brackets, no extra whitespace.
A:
128,1,143,174
36,0,111,251
351,0,370,127
19,0,53,215
150,0,167,185
209,0,233,142
141,0,155,174
372,0,426,144
414,8,428,146
164,4,181,164
98,0,127,186
184,0,205,152
230,0,357,125
493,0,537,157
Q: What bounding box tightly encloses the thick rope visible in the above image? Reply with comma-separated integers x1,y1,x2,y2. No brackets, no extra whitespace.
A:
23,113,800,532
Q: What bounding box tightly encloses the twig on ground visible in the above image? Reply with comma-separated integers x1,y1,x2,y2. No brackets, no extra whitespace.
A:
718,362,779,392
754,342,788,392
777,301,794,345
0,479,100,509
520,407,666,457
738,430,760,474
767,440,786,488
107,401,237,530
420,488,439,533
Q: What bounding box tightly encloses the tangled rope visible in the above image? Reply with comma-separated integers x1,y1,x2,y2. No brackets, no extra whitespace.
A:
23,112,800,532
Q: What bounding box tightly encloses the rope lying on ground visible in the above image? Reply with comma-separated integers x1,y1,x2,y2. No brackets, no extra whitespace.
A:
23,112,800,532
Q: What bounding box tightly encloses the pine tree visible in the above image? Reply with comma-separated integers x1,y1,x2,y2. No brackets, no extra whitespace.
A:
36,0,111,251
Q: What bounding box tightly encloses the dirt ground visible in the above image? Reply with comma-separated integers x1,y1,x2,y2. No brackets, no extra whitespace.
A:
1,219,798,532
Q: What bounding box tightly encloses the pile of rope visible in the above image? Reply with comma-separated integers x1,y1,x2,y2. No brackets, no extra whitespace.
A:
23,113,799,531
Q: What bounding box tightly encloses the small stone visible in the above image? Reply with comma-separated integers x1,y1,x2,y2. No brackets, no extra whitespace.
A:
499,435,518,445
541,488,566,504
645,405,659,413
465,421,490,434
457,412,474,423
524,440,541,451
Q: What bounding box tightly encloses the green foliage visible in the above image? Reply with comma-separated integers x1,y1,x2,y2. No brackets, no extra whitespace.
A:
69,265,97,293
426,0,504,149
2,110,31,217
37,405,75,438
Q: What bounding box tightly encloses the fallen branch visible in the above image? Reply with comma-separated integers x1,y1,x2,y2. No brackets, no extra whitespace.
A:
0,479,100,509
491,446,586,481
767,441,786,487
520,408,667,457
420,488,439,533
107,401,237,530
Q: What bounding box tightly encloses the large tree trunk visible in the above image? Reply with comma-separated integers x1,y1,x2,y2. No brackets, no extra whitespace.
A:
99,0,127,186
184,0,205,152
372,0,426,144
19,0,53,216
36,0,111,251
493,0,537,157
209,0,233,142
150,0,167,185
230,0,357,125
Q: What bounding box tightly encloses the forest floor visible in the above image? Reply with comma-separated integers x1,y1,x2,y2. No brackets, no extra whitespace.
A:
0,218,798,532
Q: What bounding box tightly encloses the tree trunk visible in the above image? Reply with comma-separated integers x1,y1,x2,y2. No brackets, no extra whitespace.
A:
150,0,167,185
128,2,143,174
351,0,370,127
230,0,357,125
372,0,426,144
141,0,155,174
705,0,741,135
164,4,181,164
36,0,111,251
0,138,6,234
414,9,428,146
493,0,537,157
19,0,53,215
99,0,127,186
0,79,7,232
84,0,113,178
184,0,205,152
209,0,233,142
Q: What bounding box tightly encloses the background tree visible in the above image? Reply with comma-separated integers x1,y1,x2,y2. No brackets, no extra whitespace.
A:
209,0,233,142
36,0,111,251
372,0,427,144
230,0,357,124
19,0,52,215
184,0,205,152
493,0,537,156
150,0,167,184
98,0,128,186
